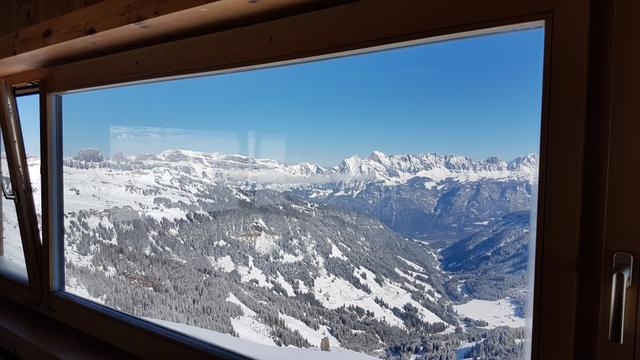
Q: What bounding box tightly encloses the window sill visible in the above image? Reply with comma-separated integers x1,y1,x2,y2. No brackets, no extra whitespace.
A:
0,295,136,359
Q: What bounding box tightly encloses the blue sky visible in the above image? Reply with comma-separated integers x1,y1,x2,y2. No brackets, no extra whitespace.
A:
22,27,545,167
16,95,40,156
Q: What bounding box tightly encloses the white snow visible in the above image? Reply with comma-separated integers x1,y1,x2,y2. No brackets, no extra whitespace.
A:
237,256,272,288
63,166,196,221
0,198,27,278
275,272,296,297
226,293,276,346
226,293,255,315
296,279,309,294
66,276,106,304
453,298,524,328
279,252,304,263
473,220,490,225
326,151,538,187
145,317,377,360
254,231,280,255
209,255,236,273
313,273,406,328
228,218,283,255
328,239,347,260
353,267,444,325
104,265,117,277
312,267,446,329
65,243,95,268
279,313,341,348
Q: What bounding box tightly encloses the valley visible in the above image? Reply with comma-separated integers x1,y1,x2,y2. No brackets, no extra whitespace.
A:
20,149,537,359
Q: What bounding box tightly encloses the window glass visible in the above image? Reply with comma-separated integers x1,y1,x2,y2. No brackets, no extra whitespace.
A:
0,94,40,281
62,27,543,359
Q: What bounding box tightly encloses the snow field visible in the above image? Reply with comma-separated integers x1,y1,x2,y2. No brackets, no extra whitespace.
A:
453,298,525,328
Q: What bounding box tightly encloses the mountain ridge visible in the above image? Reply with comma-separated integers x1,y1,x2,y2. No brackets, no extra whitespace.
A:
64,148,538,243
73,148,538,186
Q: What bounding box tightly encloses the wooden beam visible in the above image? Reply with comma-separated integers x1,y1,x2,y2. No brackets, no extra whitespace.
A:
9,0,552,91
0,0,216,59
0,1,104,37
0,0,338,77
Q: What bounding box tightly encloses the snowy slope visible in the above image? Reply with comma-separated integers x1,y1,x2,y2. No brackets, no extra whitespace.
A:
146,318,377,360
278,313,341,348
453,298,524,328
226,293,277,346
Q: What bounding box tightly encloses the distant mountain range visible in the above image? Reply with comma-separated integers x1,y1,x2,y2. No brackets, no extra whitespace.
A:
90,149,538,185
69,148,538,244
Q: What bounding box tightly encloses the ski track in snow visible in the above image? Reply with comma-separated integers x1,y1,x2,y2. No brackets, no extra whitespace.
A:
66,276,105,304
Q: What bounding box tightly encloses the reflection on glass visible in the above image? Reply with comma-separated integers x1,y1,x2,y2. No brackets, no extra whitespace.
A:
62,27,543,359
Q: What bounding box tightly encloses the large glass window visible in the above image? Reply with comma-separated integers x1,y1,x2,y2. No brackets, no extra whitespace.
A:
61,27,543,359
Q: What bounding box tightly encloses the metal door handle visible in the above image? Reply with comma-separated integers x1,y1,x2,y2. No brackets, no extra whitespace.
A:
609,252,633,344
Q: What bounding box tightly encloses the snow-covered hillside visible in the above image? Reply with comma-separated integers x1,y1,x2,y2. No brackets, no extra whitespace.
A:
146,317,377,360
0,150,534,359
453,298,524,328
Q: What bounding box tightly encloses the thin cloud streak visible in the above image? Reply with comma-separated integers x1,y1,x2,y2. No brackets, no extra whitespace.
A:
344,68,440,77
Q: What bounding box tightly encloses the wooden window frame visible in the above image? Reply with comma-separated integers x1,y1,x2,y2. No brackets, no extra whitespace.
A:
0,0,591,358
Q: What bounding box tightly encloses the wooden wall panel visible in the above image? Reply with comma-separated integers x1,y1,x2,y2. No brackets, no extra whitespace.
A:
0,0,103,36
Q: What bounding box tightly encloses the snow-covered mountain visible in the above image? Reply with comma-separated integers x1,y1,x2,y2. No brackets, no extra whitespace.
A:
66,149,538,243
334,150,537,185
82,149,537,186
25,149,536,359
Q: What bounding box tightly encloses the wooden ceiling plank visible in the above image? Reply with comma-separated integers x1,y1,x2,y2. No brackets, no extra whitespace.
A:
0,0,219,59
0,0,332,78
